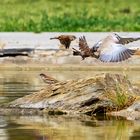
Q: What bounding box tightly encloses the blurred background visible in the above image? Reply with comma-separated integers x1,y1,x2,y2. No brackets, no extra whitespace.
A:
0,0,139,32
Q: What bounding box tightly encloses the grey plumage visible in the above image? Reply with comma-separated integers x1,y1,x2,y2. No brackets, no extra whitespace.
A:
73,33,139,62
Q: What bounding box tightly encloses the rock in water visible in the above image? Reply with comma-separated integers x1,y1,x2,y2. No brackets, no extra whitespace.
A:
6,73,139,116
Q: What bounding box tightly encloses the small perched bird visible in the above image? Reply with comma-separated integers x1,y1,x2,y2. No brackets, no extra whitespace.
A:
39,73,59,84
50,35,76,49
73,33,140,62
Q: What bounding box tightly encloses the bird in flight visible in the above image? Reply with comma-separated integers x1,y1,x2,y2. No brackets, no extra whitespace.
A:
73,33,140,62
73,36,98,60
50,35,76,49
39,73,59,84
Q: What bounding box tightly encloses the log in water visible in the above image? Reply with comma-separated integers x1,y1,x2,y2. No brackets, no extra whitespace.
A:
1,73,139,117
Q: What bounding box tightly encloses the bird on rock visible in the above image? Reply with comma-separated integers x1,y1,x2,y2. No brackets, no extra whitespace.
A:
39,73,59,84
50,35,76,49
73,33,140,62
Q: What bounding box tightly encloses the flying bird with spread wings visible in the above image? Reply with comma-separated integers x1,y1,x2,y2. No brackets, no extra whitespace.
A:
39,73,59,84
73,36,98,60
73,33,140,62
50,35,76,49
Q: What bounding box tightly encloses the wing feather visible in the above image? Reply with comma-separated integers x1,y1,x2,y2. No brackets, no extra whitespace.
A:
79,36,91,53
115,33,140,45
99,44,136,62
91,40,102,52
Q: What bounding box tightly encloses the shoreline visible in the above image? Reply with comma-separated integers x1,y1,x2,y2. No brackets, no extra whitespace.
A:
0,64,139,71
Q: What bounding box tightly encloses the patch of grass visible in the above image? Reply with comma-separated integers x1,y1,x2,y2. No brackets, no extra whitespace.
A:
110,84,129,108
0,0,140,31
105,83,136,111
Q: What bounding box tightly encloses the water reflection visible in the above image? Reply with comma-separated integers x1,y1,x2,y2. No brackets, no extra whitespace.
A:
0,116,8,140
0,71,45,104
0,115,139,140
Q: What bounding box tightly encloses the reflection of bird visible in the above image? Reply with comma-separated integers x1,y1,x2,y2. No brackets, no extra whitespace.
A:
39,73,59,84
73,33,140,62
50,35,76,49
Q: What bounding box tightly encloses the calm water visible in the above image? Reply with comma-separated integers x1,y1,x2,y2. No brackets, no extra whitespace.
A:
0,69,140,140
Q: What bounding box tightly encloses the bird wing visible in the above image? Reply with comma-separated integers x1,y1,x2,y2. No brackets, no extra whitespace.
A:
79,36,91,53
92,40,102,52
40,73,59,84
115,33,140,45
99,44,136,62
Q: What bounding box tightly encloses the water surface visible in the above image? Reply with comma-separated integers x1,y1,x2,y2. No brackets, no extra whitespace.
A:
0,115,140,140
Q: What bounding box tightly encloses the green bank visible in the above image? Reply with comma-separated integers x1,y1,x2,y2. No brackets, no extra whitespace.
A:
0,0,139,31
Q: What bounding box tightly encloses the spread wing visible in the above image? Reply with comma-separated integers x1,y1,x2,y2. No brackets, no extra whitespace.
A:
115,33,140,45
91,40,102,52
79,36,91,53
99,44,136,62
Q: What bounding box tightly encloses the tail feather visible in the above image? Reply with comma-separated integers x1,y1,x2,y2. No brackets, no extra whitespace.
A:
50,37,58,40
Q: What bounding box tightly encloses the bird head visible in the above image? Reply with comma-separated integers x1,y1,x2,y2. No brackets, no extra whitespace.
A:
110,33,120,42
114,33,121,39
70,35,76,41
39,73,46,78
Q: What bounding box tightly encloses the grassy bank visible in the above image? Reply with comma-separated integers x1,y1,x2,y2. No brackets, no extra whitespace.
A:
0,0,140,32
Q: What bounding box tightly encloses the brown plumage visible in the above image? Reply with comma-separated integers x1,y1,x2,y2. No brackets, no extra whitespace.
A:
39,73,59,84
50,35,76,49
73,36,97,60
73,34,140,62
